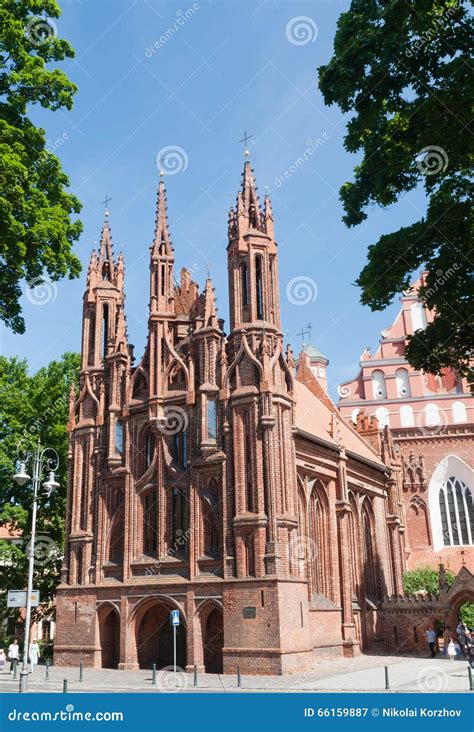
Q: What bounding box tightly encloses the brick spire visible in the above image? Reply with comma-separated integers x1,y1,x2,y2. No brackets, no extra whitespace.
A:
151,178,172,257
97,215,116,281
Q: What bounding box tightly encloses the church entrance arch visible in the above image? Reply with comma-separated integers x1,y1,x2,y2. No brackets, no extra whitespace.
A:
135,600,186,670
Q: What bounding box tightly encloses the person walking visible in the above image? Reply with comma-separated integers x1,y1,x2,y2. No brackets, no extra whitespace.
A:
426,626,437,658
442,625,451,655
7,639,19,675
0,649,6,672
29,641,40,673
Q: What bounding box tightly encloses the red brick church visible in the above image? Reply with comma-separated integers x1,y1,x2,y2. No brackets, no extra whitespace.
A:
55,158,408,674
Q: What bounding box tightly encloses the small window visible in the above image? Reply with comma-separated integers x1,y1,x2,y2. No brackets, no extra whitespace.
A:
372,370,387,399
241,263,249,307
172,430,187,469
145,432,155,469
255,255,264,320
115,421,124,455
208,399,217,440
395,368,411,397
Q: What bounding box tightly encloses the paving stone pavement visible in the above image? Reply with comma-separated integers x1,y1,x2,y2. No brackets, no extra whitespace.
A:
0,655,471,694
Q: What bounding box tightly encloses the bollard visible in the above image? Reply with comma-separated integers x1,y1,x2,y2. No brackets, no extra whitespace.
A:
45,661,50,681
12,659,18,680
152,663,157,686
193,665,198,687
79,660,83,682
384,666,390,690
469,665,473,691
63,678,68,694
237,665,241,688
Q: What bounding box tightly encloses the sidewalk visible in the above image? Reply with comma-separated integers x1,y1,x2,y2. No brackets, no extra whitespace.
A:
0,655,471,694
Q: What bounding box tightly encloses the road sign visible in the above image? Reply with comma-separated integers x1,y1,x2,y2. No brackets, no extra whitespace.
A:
7,590,40,608
171,609,180,627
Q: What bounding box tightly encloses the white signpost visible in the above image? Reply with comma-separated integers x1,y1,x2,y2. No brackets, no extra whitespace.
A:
170,609,180,685
7,590,40,608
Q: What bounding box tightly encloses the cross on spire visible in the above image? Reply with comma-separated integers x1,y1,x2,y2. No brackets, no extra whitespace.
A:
297,326,308,346
239,130,253,157
158,154,166,177
307,322,313,344
102,194,112,218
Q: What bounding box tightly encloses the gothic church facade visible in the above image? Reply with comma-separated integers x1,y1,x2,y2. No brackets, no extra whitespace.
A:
55,160,405,674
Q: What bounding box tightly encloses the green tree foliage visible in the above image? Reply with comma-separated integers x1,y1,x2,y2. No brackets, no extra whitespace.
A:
0,0,82,334
318,1,473,387
403,566,455,596
459,602,474,629
0,352,79,633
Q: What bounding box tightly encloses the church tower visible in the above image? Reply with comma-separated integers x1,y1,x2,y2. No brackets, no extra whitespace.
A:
225,158,298,576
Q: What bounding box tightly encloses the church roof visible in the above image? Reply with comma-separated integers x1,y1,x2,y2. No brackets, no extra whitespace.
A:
294,380,385,467
303,343,327,362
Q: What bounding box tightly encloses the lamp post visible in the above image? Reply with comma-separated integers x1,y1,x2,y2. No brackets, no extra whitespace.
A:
13,440,59,694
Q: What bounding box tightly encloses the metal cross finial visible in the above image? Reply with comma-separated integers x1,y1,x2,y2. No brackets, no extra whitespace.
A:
239,130,253,157
102,194,112,218
307,322,313,344
159,154,166,177
297,326,308,346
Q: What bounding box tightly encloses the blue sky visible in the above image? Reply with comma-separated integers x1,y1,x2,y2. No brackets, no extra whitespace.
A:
1,0,427,400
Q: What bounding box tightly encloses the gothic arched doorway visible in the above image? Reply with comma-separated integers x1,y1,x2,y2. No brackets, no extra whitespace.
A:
98,606,120,669
203,607,224,674
136,602,186,670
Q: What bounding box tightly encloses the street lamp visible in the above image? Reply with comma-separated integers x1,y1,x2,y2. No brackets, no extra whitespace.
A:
12,440,59,693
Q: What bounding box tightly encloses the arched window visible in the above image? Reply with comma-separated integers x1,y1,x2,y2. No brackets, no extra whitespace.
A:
102,304,109,359
79,445,88,531
243,411,254,512
424,403,440,427
361,502,378,601
411,301,427,331
255,255,264,320
375,406,390,429
241,262,249,307
144,432,155,470
452,401,467,424
172,429,187,469
202,480,220,556
400,404,415,427
171,487,188,549
372,370,387,399
143,491,158,556
396,368,411,397
308,482,330,598
429,456,474,550
348,494,360,598
87,308,96,365
439,476,474,546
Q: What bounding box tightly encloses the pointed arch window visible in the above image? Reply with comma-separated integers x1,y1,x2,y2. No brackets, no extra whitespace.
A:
172,428,187,469
255,254,264,320
144,432,155,470
143,491,158,556
361,502,378,601
207,398,217,441
88,308,96,365
102,304,109,359
115,421,124,456
439,476,474,546
396,368,411,397
171,487,188,550
108,510,124,562
308,482,330,598
202,480,220,556
243,411,254,512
